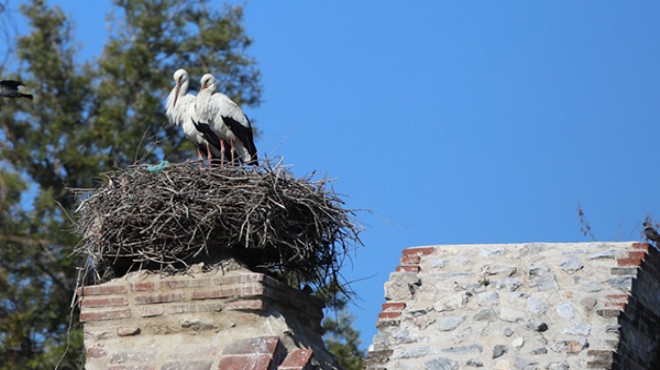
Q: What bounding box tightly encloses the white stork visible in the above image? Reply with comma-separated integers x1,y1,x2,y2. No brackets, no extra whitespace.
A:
195,73,258,165
165,69,227,163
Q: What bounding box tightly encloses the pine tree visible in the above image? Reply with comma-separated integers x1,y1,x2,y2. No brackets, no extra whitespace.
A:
0,0,261,367
322,308,366,370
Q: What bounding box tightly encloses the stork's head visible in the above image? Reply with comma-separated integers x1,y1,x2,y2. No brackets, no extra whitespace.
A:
172,69,188,107
200,73,217,92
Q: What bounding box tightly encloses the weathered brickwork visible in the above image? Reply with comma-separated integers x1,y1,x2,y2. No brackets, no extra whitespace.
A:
367,242,660,370
79,264,339,370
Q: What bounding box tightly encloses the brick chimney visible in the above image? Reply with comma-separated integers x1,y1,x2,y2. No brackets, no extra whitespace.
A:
78,261,341,370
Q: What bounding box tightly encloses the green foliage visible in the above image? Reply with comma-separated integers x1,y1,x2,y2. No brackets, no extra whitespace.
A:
322,302,366,370
0,0,261,368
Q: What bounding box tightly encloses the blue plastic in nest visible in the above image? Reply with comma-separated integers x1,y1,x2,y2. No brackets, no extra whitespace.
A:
146,160,170,172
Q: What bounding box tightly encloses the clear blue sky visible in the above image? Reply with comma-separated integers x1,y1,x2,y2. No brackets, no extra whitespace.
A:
10,1,660,348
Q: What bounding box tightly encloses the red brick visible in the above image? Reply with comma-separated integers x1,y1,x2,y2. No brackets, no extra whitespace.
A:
162,279,211,289
628,251,647,259
402,246,436,257
166,302,224,314
604,301,626,309
215,273,265,286
217,354,272,370
631,242,649,250
378,311,402,320
606,294,629,301
79,308,131,322
396,265,421,273
81,285,128,296
280,349,313,370
86,347,107,358
616,252,646,266
223,336,281,355
192,288,233,300
382,302,406,311
131,282,156,291
80,296,127,307
226,299,265,311
400,255,421,265
133,292,186,305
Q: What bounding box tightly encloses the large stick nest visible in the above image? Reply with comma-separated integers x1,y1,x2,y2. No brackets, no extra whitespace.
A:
72,161,363,292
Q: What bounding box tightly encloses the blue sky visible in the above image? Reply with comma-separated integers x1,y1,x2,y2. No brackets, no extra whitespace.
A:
10,1,660,348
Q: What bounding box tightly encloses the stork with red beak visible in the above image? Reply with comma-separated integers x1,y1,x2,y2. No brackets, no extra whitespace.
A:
195,73,258,166
166,69,226,163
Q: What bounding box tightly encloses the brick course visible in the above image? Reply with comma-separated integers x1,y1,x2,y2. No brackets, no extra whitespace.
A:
80,266,339,370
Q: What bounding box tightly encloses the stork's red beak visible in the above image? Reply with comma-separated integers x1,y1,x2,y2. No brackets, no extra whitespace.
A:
173,82,181,107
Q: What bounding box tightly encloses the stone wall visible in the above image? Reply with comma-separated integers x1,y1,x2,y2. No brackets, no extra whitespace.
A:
366,242,659,370
78,262,340,370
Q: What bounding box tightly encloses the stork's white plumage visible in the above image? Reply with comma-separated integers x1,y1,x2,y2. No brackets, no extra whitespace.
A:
166,69,224,162
195,73,258,165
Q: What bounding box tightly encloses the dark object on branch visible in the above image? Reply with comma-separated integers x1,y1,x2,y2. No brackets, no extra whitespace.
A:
0,80,33,100
643,220,660,244
71,160,363,297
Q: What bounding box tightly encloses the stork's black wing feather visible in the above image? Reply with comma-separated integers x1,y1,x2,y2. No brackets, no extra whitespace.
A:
222,115,258,165
1,80,25,89
191,119,232,163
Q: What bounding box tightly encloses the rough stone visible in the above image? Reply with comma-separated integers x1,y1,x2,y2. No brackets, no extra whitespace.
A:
530,346,547,355
555,303,575,318
560,256,584,273
385,272,421,301
545,361,570,370
492,345,507,359
527,297,549,314
424,357,459,370
474,308,497,322
562,323,591,336
367,241,653,370
440,345,483,354
450,328,471,344
580,297,597,310
434,292,468,312
436,316,465,331
583,282,601,292
494,277,523,291
430,258,446,268
528,266,559,291
499,307,525,322
466,359,484,367
398,346,434,359
477,291,499,307
512,337,524,351
525,320,548,332
587,250,615,260
480,248,505,257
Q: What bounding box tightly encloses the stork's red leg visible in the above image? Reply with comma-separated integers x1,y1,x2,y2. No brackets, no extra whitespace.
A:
220,139,226,167
206,144,213,168
230,138,236,164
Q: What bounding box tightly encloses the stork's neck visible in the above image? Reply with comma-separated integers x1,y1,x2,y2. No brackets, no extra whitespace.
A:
178,80,189,96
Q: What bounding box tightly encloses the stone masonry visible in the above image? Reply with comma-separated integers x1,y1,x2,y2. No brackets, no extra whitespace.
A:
366,242,660,370
78,262,340,370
